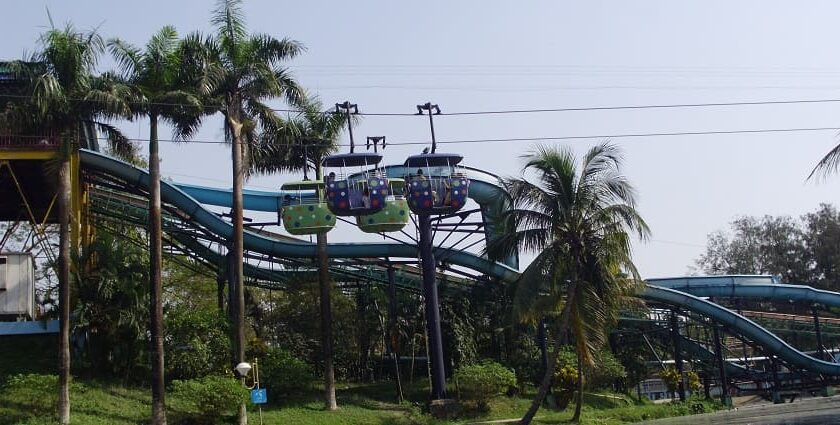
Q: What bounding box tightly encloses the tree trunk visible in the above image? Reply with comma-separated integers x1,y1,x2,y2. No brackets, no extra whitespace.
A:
571,349,584,423
520,280,578,425
315,165,337,410
519,337,560,425
58,154,71,425
148,114,167,424
317,232,337,410
229,115,247,425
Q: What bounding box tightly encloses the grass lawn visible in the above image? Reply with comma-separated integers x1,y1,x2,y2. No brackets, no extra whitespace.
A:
0,374,722,424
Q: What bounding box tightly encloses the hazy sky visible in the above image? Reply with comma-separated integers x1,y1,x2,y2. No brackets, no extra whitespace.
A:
4,1,840,278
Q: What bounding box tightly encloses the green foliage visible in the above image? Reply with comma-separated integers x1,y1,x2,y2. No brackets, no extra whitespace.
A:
165,304,231,380
260,347,314,400
0,374,726,425
697,204,840,292
170,375,248,424
72,228,149,379
659,367,682,394
455,360,517,408
685,370,703,394
0,335,56,382
553,346,626,391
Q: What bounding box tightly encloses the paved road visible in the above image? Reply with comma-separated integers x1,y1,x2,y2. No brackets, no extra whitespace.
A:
643,395,840,424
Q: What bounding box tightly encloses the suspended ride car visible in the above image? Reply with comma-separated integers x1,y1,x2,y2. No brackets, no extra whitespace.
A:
356,177,409,233
404,153,469,215
322,152,389,216
280,181,336,235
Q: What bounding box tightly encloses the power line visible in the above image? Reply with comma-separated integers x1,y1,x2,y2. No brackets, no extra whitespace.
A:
68,125,840,146
7,92,840,117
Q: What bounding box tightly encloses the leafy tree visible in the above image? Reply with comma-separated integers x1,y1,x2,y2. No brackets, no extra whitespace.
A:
696,215,811,283
6,24,132,423
802,204,840,289
165,304,231,381
179,4,304,420
487,143,649,424
109,26,203,423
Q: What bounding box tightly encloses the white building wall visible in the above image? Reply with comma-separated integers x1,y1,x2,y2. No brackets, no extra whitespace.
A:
0,253,35,319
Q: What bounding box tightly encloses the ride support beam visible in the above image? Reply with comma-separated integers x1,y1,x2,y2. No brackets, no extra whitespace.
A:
813,305,825,361
387,266,404,403
670,310,686,401
712,323,731,407
418,213,447,400
771,356,782,404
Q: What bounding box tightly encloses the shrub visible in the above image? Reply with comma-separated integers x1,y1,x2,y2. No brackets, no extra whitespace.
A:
165,306,231,380
659,367,681,394
171,375,248,424
686,371,703,394
455,360,517,409
553,347,626,390
260,347,314,401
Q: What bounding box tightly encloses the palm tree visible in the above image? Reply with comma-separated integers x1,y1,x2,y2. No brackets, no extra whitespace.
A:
251,95,350,410
487,142,649,424
181,1,304,422
809,143,840,180
7,24,132,424
108,26,202,424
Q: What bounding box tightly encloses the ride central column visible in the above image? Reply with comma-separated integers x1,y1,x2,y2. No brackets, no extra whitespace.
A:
418,213,447,400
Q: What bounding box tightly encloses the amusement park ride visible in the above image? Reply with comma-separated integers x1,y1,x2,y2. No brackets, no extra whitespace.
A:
7,82,840,405
278,100,470,400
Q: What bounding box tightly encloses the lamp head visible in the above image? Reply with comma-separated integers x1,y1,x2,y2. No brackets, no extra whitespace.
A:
234,362,252,377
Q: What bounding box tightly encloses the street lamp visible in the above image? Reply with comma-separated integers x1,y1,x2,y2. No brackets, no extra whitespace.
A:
233,360,265,424
234,362,252,379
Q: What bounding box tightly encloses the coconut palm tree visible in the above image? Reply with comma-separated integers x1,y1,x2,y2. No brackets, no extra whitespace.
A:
251,95,351,410
487,142,649,424
6,24,132,424
180,1,304,421
809,143,840,180
108,26,203,424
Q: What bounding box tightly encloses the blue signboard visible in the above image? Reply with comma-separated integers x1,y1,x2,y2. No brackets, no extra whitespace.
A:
251,388,267,405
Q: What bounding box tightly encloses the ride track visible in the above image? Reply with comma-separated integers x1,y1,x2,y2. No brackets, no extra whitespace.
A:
78,149,840,377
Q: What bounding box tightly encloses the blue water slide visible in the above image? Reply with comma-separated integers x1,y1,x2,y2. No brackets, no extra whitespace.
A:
648,275,840,309
79,149,520,283
82,148,840,376
642,285,840,375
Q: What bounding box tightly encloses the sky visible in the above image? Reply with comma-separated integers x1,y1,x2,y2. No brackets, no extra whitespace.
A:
4,1,840,278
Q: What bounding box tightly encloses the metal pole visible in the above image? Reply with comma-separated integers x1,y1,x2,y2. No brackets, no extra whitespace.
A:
336,101,358,153
416,103,440,153
387,266,404,402
813,305,825,361
418,213,447,400
771,356,782,404
670,310,686,401
712,324,730,407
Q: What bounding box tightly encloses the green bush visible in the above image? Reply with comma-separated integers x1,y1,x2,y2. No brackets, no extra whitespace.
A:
553,347,626,391
171,375,248,424
4,373,58,389
455,360,517,409
260,347,314,401
165,306,231,380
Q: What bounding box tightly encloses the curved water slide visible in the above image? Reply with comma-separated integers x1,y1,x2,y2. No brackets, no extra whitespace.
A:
642,285,840,375
648,275,840,309
79,149,519,283
80,149,840,376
